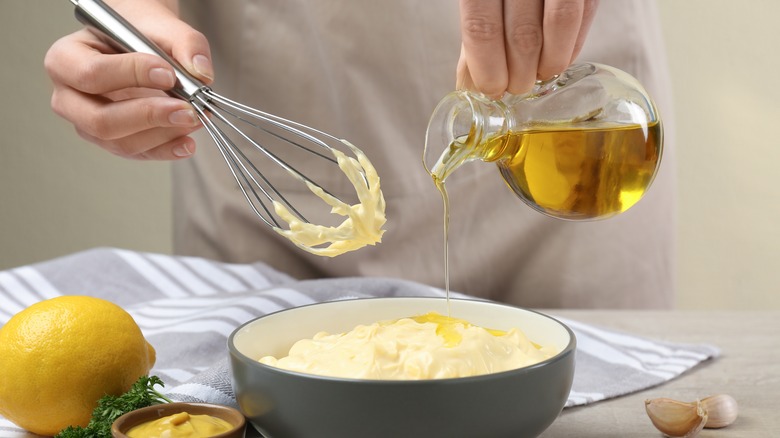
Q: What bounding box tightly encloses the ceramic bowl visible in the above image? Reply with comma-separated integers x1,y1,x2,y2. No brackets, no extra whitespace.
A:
111,402,246,438
228,297,575,438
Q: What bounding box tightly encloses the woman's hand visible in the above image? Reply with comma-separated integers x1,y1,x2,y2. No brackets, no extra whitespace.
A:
457,0,599,98
44,1,214,160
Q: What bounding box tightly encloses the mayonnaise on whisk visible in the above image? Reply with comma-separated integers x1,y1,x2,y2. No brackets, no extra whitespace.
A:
271,142,386,257
258,312,558,380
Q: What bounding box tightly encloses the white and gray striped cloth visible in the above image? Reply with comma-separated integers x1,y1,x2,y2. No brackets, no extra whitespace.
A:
0,248,719,437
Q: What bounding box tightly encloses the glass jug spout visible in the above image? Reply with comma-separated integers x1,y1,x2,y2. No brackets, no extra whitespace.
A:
423,91,511,182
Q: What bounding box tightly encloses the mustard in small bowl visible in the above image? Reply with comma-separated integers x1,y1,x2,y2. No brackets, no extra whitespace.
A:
111,402,245,438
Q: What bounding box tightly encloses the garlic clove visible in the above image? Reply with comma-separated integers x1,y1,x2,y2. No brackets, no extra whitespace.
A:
701,394,738,428
645,397,708,437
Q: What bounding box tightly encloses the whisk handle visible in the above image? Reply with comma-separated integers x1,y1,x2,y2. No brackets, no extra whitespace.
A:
69,0,207,101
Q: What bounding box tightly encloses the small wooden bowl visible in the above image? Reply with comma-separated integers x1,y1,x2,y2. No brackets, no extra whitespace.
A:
111,402,246,438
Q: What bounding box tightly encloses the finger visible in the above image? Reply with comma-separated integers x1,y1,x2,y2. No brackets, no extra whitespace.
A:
141,18,215,84
44,30,178,95
98,1,216,84
51,85,200,141
138,138,197,160
76,125,199,160
503,0,544,95
538,0,585,79
570,0,599,63
459,0,507,97
455,44,476,90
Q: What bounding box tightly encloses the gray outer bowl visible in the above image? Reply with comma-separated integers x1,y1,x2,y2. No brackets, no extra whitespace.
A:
228,297,576,438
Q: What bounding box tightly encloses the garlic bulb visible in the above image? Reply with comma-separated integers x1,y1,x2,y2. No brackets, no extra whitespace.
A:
645,394,737,437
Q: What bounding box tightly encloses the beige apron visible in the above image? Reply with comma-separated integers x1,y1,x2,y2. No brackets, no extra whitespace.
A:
175,0,676,309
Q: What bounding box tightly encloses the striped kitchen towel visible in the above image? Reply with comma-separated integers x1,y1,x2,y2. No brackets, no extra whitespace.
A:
0,248,720,437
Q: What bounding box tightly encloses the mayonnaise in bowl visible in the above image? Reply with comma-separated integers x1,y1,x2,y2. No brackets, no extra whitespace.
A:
258,312,559,380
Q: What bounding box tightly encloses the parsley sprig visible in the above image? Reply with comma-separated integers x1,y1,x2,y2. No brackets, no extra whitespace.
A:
55,375,172,438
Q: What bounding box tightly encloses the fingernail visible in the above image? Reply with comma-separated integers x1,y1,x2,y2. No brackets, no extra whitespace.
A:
173,142,194,157
149,67,175,88
192,54,214,81
168,109,198,126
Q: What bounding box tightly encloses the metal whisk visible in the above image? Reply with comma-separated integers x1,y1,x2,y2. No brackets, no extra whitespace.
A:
69,0,366,229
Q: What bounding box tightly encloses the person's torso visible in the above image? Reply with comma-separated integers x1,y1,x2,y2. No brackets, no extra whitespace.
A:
174,0,676,308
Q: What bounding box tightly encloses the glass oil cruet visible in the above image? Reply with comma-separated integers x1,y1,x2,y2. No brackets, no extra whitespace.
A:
424,63,663,221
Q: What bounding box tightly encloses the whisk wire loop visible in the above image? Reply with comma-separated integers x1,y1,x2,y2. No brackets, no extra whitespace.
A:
192,92,314,227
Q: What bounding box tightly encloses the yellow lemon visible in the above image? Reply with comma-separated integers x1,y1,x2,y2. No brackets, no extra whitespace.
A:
0,295,156,436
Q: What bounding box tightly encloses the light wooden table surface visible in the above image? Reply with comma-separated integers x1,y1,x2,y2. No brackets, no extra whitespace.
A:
540,310,779,437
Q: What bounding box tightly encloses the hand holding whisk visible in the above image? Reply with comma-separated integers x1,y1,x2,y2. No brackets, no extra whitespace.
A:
68,0,386,256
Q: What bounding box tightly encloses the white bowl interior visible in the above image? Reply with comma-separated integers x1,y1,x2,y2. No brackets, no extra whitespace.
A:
232,297,571,361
